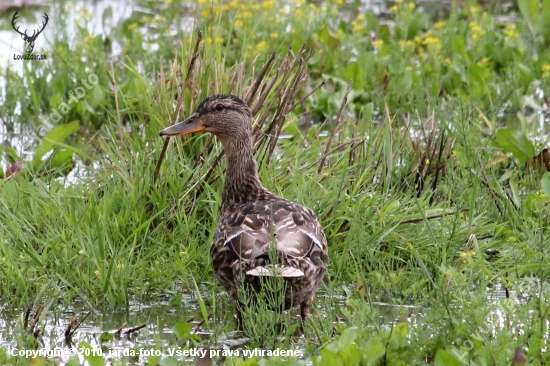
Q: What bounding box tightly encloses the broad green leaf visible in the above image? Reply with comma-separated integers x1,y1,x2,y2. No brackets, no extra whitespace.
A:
363,339,385,364
100,331,114,343
434,349,464,366
495,128,535,165
319,25,340,51
78,341,105,366
147,354,162,366
173,321,192,341
317,349,343,366
90,83,105,106
338,327,358,348
389,322,409,348
33,121,79,168
49,149,74,171
467,64,490,98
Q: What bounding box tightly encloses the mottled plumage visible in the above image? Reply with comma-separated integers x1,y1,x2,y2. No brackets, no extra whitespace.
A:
160,94,329,321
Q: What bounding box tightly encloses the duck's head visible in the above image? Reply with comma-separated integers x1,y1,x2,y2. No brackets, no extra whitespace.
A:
159,94,253,138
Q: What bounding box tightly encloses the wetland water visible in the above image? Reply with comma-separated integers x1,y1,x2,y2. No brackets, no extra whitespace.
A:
0,283,530,365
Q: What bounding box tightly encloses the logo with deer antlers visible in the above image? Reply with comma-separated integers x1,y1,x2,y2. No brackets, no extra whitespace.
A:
11,11,49,54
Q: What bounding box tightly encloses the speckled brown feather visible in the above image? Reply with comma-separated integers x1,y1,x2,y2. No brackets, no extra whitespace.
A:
171,95,328,318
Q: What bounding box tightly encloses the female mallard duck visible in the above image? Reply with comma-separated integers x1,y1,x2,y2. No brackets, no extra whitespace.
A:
160,94,328,321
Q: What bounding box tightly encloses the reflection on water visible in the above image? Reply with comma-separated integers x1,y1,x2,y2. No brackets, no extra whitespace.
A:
0,295,202,364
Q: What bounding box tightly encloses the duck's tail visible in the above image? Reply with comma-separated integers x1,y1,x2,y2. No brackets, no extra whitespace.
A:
246,264,304,277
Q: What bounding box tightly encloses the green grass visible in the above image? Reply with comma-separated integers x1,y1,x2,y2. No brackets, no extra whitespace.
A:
1,0,550,365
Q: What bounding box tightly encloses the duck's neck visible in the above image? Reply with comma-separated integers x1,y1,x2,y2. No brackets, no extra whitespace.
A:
220,133,268,209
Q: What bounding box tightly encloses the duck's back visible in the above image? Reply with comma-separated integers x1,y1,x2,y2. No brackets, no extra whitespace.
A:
216,198,326,261
210,197,328,305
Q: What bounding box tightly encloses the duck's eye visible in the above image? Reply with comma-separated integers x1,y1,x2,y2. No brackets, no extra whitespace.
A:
215,104,225,111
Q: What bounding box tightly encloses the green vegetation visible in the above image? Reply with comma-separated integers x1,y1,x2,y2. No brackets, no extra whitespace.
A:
1,0,549,365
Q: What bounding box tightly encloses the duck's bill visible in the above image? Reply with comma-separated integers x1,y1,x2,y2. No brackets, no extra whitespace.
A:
159,113,205,136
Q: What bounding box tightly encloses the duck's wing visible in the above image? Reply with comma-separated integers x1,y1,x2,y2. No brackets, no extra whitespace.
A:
215,198,328,267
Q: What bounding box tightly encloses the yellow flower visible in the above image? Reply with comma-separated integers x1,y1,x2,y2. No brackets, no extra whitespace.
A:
352,20,365,33
128,23,138,30
336,0,343,4
460,250,476,258
408,2,415,9
164,0,172,4
372,39,384,48
477,57,489,66
94,270,100,277
423,36,441,51
505,24,518,38
256,40,267,53
469,21,485,40
434,21,445,30
542,64,550,79
270,32,279,38
234,19,243,27
390,5,398,12
240,11,253,18
204,37,213,45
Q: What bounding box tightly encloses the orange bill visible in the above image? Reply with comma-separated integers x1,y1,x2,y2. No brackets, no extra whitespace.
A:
159,113,205,136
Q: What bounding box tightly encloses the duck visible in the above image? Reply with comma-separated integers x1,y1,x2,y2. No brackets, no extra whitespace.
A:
160,94,328,323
